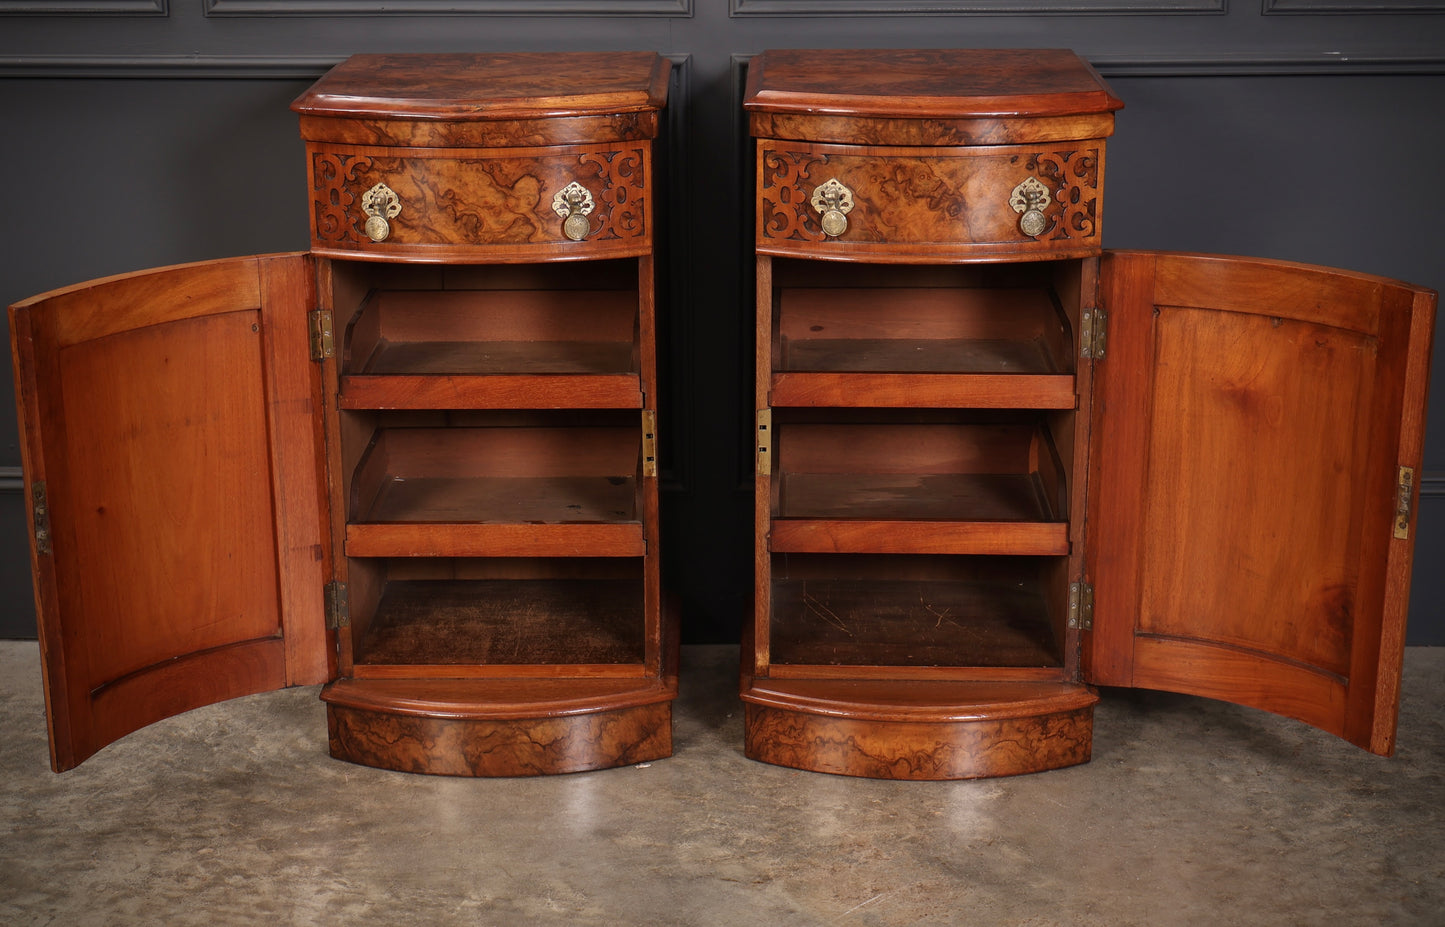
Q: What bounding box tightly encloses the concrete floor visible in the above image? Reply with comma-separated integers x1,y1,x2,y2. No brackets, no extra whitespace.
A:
1,642,1441,926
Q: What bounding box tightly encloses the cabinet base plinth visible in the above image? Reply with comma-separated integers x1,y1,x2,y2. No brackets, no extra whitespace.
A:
321,677,674,776
742,678,1096,780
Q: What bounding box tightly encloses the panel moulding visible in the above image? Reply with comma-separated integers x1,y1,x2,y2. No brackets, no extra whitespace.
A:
204,0,690,14
0,0,164,14
1264,0,1445,12
4,50,1444,79
732,0,1223,15
0,54,338,78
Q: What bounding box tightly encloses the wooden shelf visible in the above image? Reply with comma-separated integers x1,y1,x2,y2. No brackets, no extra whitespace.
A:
767,262,1078,409
345,522,645,559
769,418,1067,554
340,374,643,411
781,471,1054,521
345,423,644,557
339,287,642,409
776,286,1070,373
345,289,639,377
769,519,1068,557
353,578,645,668
769,571,1062,669
359,339,635,377
362,473,637,524
352,425,638,517
770,372,1075,409
766,553,1067,670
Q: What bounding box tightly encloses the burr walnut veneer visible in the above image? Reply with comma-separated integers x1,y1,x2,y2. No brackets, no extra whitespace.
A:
743,49,1435,779
12,53,676,775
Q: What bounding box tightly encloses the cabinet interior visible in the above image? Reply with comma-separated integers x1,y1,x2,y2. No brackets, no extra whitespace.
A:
346,557,646,670
328,259,652,674
760,257,1085,679
331,259,645,410
772,260,1075,376
769,553,1069,671
770,410,1068,526
343,272,640,379
346,412,643,527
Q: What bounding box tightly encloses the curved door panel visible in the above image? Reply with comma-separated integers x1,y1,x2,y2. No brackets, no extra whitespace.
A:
1089,251,1434,754
10,254,329,770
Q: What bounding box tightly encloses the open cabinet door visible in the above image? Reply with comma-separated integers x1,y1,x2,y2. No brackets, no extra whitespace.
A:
1087,252,1434,755
10,254,333,771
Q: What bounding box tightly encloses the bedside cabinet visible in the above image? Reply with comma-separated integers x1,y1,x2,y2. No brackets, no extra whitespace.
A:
741,48,1435,779
12,52,677,776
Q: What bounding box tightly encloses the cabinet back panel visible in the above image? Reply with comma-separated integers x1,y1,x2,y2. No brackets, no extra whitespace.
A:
364,290,636,344
777,287,1069,376
362,425,640,480
776,421,1048,475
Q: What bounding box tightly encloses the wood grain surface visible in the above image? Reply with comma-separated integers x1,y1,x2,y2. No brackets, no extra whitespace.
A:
757,143,1106,261
1087,251,1436,755
742,677,1095,779
10,256,329,771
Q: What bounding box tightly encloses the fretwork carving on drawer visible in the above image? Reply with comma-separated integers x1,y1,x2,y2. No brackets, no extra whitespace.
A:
757,143,1104,260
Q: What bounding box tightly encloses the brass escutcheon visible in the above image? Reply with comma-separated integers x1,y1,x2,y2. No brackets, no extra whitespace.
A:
1009,176,1052,239
552,182,597,241
361,182,402,242
810,178,855,238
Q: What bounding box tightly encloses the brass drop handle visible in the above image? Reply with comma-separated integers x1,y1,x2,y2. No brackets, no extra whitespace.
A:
810,178,855,238
361,182,402,243
1010,177,1052,238
552,182,596,241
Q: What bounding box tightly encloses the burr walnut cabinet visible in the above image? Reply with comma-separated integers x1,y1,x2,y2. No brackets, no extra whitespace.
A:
11,52,677,775
742,49,1436,779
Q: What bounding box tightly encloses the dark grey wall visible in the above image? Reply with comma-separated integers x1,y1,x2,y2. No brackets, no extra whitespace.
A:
1,2,1442,646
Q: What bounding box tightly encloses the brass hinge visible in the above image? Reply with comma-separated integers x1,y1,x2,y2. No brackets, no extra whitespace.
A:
1080,308,1107,360
31,481,51,556
756,409,773,476
308,310,335,361
325,581,349,630
1068,581,1094,631
1394,466,1415,540
641,410,658,478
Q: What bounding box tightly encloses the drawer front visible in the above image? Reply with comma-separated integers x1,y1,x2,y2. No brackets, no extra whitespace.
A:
308,142,652,262
757,142,1106,261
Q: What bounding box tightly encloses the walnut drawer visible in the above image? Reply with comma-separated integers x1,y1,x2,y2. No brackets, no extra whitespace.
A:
306,141,652,263
757,141,1107,262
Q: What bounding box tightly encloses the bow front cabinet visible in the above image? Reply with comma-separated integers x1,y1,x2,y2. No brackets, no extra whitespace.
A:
741,49,1436,779
11,52,678,776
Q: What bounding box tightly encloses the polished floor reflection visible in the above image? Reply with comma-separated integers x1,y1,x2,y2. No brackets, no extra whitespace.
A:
1,642,1441,926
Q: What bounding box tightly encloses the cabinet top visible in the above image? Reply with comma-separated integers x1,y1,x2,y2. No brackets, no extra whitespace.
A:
744,49,1123,120
292,52,671,122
